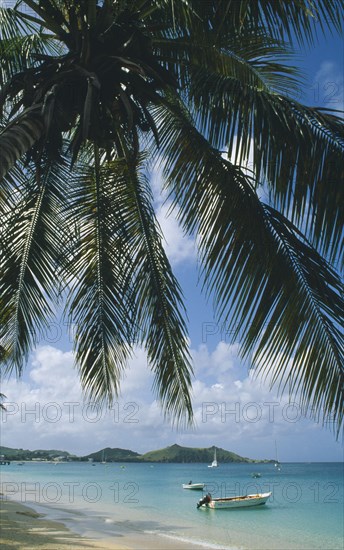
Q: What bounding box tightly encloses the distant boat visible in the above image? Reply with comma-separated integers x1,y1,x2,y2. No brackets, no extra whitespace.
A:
251,472,262,478
208,447,218,468
274,441,281,471
101,450,106,464
182,481,205,490
197,492,272,509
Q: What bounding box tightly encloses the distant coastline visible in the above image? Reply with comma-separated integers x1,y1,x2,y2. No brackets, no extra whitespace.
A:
0,443,274,464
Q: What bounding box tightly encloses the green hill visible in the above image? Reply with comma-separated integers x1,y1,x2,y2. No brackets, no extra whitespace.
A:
0,446,72,461
1,444,272,463
84,447,141,462
139,444,263,463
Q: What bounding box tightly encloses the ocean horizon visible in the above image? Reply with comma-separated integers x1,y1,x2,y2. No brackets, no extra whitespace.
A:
1,460,343,549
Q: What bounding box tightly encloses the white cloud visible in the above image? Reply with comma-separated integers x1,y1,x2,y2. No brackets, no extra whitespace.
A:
149,161,197,267
1,346,155,455
30,347,76,390
1,342,341,461
156,202,196,265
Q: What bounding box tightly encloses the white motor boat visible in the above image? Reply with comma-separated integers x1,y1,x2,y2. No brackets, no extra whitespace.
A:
197,492,272,509
182,482,205,490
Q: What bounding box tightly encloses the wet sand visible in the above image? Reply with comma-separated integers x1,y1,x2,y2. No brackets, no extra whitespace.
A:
0,497,208,550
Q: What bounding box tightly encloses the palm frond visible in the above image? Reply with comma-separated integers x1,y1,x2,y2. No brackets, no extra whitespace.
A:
152,13,343,264
17,0,67,37
155,27,302,98
152,97,343,432
187,0,344,46
0,2,61,84
0,3,36,43
0,32,63,86
253,206,344,434
184,69,344,265
0,157,68,374
105,154,194,425
62,150,134,404
0,107,45,179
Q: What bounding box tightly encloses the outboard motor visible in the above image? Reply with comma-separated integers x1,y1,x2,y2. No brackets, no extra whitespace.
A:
197,493,212,509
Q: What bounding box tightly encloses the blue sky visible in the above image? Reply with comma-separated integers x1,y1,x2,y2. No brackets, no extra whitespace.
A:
1,21,343,462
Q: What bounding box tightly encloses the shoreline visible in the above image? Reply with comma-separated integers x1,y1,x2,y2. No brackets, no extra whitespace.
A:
0,495,221,550
0,498,124,550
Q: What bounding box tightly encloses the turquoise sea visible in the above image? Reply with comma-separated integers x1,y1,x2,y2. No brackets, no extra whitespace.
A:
1,461,343,549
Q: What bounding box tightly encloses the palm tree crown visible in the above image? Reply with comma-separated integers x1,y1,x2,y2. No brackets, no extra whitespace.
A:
0,0,343,432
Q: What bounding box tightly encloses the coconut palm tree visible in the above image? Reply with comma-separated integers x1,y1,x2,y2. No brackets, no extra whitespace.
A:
0,1,343,431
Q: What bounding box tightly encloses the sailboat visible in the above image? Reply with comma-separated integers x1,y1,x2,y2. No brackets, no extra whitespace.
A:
208,447,218,468
101,450,107,464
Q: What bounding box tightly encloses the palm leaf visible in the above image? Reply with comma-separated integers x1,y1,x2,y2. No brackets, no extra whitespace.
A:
185,70,344,265
62,150,193,421
0,107,45,179
62,149,134,404
0,157,69,374
152,9,343,264
253,206,343,434
115,155,194,425
187,1,344,46
0,2,64,84
152,97,344,431
155,27,302,97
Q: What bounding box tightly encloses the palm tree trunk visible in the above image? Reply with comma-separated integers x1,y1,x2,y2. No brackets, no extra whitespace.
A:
0,108,45,179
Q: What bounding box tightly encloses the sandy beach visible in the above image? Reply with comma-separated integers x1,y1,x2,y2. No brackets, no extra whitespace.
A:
0,498,129,550
0,497,209,550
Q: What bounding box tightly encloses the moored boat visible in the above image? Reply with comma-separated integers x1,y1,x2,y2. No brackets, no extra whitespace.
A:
197,492,272,509
183,481,205,490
